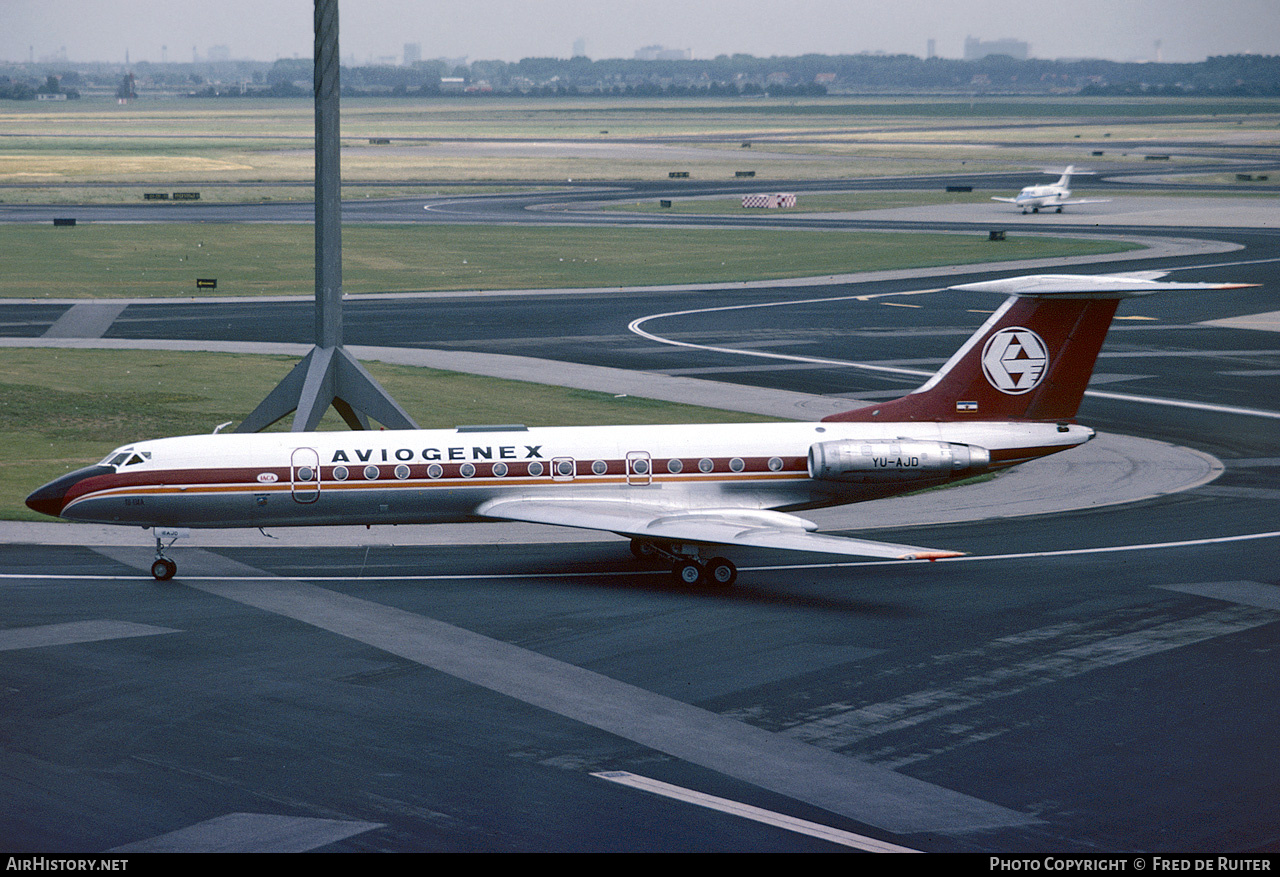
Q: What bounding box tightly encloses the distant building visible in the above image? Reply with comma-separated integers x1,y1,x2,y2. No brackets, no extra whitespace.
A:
634,45,691,61
964,36,1029,61
404,43,421,66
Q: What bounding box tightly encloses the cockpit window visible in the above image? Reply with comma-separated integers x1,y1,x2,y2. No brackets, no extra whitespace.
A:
101,448,150,468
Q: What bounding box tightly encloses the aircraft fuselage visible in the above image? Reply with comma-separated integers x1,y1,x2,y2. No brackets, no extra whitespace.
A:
1014,185,1070,210
32,420,1091,530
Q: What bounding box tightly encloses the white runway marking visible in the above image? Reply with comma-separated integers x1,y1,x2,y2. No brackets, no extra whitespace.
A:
628,289,943,381
6,529,1279,583
592,771,919,852
765,530,1280,573
1084,389,1280,420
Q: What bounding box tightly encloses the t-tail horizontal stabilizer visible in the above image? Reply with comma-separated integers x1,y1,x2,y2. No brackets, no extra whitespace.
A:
824,273,1256,425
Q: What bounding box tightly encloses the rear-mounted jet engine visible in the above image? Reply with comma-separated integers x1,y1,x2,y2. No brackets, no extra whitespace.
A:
807,439,990,483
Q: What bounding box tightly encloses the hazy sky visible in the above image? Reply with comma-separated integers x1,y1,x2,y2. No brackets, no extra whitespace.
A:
5,0,1279,66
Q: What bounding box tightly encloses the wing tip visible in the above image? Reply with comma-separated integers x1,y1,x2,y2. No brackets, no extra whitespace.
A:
900,550,966,561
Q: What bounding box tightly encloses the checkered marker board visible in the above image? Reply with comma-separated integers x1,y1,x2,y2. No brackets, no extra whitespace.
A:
741,193,797,208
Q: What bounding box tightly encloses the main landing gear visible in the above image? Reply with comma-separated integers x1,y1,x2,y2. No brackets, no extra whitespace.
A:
631,539,738,587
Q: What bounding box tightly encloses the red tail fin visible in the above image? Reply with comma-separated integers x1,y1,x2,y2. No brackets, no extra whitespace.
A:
823,273,1254,424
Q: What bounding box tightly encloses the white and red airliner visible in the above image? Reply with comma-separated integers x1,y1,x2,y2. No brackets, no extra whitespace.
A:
26,272,1249,585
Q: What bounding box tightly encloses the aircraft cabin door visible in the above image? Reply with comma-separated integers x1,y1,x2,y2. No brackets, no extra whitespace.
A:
551,457,576,482
626,451,652,485
290,447,321,503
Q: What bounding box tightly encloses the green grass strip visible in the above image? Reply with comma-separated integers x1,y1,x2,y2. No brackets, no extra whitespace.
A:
0,223,1136,299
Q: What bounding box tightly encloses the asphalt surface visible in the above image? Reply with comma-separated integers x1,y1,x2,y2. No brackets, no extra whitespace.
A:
0,173,1278,853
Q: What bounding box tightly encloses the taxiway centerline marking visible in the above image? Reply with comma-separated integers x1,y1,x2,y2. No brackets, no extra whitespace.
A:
591,771,919,852
7,528,1279,582
627,288,945,380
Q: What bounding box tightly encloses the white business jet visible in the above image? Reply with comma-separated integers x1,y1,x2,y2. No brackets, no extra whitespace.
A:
992,166,1111,213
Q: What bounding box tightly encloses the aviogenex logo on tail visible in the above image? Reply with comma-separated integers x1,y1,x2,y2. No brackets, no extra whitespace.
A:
981,327,1048,394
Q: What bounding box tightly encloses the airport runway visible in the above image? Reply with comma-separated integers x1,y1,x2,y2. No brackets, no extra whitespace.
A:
0,184,1278,852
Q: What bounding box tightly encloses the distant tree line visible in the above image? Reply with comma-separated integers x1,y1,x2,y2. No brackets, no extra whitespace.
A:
3,52,1279,100
210,52,1280,99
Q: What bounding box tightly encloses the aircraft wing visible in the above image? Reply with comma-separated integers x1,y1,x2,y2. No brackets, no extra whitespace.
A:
476,498,963,561
990,197,1019,203
1061,198,1111,205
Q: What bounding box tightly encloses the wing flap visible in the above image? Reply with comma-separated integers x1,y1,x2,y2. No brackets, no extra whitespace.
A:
476,498,962,561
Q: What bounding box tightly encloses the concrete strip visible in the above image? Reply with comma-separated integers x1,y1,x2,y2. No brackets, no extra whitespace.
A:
109,812,383,853
0,620,179,651
1159,581,1280,612
93,545,1037,835
1203,310,1280,333
812,197,1277,231
41,302,129,339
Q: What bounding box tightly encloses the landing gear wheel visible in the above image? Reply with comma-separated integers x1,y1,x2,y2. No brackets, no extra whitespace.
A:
706,558,737,587
151,558,176,581
674,560,704,585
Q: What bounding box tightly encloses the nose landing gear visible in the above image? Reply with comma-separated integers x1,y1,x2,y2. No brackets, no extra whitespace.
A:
149,527,188,581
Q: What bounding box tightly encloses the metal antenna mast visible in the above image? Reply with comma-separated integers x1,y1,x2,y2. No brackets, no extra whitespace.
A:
237,0,417,433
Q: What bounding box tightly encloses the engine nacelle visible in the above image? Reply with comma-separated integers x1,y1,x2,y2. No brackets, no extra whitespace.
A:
807,439,990,483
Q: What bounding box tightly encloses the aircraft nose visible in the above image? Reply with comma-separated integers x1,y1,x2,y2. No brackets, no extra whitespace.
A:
25,465,114,519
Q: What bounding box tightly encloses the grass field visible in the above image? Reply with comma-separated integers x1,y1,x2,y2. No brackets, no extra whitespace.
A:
1,347,779,522
3,95,1277,188
0,223,1137,298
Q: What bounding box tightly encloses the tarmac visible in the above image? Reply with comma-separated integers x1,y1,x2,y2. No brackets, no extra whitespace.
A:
793,194,1279,230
